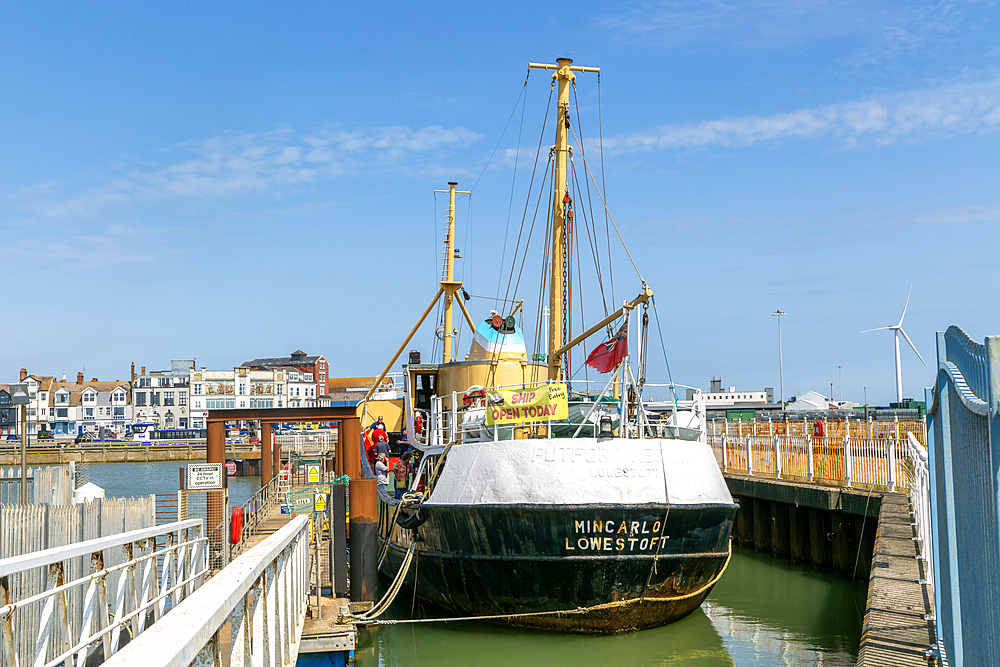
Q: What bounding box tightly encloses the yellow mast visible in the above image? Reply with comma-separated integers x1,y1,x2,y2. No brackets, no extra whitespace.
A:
434,181,471,364
528,58,599,380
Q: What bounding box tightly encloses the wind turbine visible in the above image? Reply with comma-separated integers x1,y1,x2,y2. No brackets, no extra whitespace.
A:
861,286,926,403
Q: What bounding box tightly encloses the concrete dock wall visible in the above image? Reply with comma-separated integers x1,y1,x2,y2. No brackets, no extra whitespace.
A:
725,474,881,580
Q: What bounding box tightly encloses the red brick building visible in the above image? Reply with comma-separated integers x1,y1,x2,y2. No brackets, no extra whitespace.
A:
240,350,329,403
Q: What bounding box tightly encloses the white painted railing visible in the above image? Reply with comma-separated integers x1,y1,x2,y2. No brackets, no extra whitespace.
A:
906,432,935,586
0,519,205,667
104,515,310,667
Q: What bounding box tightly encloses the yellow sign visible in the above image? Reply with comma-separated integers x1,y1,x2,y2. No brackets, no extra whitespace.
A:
485,383,568,425
314,492,328,513
307,465,320,483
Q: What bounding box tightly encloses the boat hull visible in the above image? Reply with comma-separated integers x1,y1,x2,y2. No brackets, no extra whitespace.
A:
380,502,737,633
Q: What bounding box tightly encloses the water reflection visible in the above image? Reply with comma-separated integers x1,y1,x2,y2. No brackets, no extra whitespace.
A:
356,547,864,667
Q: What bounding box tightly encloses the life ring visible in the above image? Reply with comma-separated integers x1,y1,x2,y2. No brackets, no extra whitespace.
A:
463,385,485,408
230,507,243,545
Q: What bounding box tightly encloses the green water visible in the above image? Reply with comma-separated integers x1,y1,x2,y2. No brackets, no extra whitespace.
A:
355,548,865,667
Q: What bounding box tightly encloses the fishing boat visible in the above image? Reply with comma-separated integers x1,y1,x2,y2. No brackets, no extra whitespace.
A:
359,58,737,633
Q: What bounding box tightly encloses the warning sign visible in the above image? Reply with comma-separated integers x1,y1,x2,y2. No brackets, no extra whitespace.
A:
307,465,320,483
314,492,328,513
187,463,223,490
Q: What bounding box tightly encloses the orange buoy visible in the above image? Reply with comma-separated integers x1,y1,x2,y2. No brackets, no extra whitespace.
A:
230,506,243,544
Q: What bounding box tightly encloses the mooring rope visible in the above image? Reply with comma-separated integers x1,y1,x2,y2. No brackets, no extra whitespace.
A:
352,542,733,627
356,541,418,620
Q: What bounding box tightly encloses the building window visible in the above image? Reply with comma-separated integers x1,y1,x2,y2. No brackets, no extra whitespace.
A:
57,408,68,418
193,384,202,395
278,400,283,407
164,391,175,406
179,391,187,406
239,384,246,395
194,400,202,409
159,378,170,387
276,384,283,395
179,418,188,428
136,392,146,406
114,407,125,418
40,393,46,401
83,393,95,403
29,408,36,417
85,408,94,418
192,419,204,428
152,392,161,406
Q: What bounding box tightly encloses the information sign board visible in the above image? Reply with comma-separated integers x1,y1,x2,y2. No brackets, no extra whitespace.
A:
307,465,320,483
187,463,223,490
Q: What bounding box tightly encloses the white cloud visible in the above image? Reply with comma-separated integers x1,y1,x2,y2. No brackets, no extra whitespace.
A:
601,0,992,64
11,125,482,217
606,76,1000,151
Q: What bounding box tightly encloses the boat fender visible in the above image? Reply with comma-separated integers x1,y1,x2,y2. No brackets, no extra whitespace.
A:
396,508,425,530
230,507,243,544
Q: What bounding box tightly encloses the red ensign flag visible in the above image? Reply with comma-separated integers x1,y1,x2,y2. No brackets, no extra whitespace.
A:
585,323,628,373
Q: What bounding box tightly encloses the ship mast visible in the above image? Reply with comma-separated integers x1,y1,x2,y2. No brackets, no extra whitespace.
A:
434,181,471,363
528,58,600,380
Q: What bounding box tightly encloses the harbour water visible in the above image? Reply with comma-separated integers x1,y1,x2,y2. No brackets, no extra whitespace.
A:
356,546,865,666
81,461,865,665
81,459,261,511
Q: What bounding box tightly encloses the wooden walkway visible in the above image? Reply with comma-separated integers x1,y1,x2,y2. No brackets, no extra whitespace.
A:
857,493,940,666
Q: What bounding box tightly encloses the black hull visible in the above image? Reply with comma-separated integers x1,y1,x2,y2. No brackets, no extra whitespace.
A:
378,502,737,633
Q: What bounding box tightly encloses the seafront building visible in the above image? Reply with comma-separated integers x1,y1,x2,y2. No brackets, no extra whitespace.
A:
133,360,194,430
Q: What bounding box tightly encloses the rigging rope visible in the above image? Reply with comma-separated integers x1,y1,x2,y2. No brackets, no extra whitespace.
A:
495,79,554,309
650,296,681,431
570,124,644,285
597,73,614,309
472,75,528,193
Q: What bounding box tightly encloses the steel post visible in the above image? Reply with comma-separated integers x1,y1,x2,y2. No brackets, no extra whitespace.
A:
261,422,273,484
331,484,349,598
348,478,377,602
341,418,361,480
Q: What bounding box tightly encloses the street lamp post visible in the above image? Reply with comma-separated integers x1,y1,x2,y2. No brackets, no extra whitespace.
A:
11,385,30,505
838,365,842,402
771,310,786,407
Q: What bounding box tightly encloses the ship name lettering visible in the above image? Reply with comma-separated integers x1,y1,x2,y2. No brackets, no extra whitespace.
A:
652,520,662,533
640,538,649,550
616,538,625,550
565,537,574,550
628,537,638,550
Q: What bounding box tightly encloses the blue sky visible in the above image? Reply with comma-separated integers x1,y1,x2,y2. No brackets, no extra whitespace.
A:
3,1,999,404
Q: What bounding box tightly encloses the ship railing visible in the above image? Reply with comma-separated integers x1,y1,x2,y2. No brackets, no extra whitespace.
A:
0,519,206,667
103,515,311,667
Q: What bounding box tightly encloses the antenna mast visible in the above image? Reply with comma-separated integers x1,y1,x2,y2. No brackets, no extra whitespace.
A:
435,181,471,363
528,58,599,380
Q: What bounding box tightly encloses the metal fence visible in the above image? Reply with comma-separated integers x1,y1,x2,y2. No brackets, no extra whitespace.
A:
103,515,310,667
179,489,229,572
924,326,1000,666
0,508,187,667
705,419,922,491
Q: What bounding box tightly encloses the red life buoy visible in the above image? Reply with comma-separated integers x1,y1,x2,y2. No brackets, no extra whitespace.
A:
813,420,824,437
230,507,243,545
